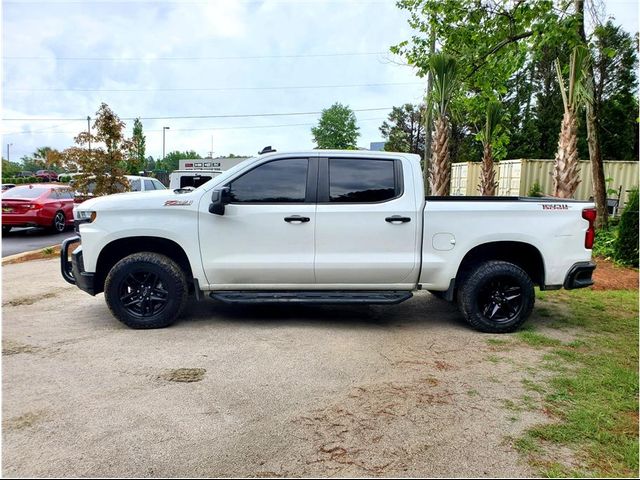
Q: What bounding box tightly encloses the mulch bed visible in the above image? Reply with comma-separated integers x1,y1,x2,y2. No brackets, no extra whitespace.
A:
592,257,638,291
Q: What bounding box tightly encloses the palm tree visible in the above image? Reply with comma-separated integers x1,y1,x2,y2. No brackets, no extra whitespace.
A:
479,102,502,196
427,53,458,196
553,47,591,198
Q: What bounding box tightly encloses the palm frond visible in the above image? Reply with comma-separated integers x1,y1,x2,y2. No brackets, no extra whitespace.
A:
483,101,502,145
429,53,459,118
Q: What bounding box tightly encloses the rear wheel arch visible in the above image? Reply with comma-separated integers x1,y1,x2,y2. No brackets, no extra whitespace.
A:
94,236,194,295
454,241,545,293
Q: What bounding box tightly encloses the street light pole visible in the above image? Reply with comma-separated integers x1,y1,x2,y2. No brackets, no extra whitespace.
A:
162,126,170,161
87,116,91,153
6,143,13,162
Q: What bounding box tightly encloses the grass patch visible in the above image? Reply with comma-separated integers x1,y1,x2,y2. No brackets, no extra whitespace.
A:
486,354,502,364
517,330,562,347
520,289,639,477
41,246,55,255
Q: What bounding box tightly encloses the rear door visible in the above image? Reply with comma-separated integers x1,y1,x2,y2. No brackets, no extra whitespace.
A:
199,157,318,287
314,156,419,285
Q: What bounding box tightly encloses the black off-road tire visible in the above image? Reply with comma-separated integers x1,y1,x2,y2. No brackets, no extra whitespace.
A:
457,260,534,333
104,252,188,329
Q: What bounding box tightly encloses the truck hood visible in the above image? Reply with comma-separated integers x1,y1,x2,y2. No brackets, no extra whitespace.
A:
76,189,200,211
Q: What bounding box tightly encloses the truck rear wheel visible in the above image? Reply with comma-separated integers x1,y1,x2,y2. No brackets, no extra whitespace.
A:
104,252,188,329
457,260,534,333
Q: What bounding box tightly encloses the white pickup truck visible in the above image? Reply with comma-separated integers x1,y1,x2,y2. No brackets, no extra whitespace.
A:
61,150,596,333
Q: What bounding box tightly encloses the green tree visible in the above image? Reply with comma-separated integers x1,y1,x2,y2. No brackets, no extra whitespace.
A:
379,104,426,158
62,103,131,196
2,159,22,177
145,156,156,171
614,188,639,267
158,150,202,172
128,118,146,174
588,22,638,160
311,103,360,149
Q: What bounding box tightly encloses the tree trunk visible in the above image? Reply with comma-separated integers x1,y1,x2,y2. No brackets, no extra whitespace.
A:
575,0,607,226
429,116,451,196
479,143,497,196
423,24,436,194
553,110,581,198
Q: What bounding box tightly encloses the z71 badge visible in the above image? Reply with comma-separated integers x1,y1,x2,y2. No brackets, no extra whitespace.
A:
164,200,193,206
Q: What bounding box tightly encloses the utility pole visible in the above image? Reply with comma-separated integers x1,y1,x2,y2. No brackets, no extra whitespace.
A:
162,126,170,161
6,143,13,162
87,116,91,153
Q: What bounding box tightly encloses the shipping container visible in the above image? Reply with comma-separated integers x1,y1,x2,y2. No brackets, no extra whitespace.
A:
451,159,638,211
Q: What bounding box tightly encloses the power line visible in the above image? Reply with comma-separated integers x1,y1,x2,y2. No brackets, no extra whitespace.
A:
2,107,393,122
3,117,386,136
3,51,390,61
6,81,421,93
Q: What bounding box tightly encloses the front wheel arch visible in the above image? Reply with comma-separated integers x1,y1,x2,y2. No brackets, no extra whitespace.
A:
95,236,194,295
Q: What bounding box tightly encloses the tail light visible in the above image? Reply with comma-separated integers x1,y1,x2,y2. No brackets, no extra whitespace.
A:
25,203,44,210
582,208,597,249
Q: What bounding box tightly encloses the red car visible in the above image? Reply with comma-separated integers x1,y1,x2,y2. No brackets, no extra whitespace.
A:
2,184,74,234
36,170,59,182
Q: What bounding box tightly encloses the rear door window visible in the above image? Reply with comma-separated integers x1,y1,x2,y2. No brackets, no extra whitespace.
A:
328,158,397,203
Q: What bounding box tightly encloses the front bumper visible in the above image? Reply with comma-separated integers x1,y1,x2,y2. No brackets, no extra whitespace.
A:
564,261,596,290
61,236,97,295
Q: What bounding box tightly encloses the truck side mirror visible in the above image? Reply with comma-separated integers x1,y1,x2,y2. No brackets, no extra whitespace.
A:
209,187,231,215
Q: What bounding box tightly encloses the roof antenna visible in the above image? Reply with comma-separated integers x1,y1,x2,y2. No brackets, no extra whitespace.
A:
259,146,276,155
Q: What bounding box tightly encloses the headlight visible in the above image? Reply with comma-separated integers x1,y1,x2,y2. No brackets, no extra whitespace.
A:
74,209,97,223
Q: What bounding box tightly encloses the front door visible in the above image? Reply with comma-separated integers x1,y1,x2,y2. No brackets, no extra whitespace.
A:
199,157,317,288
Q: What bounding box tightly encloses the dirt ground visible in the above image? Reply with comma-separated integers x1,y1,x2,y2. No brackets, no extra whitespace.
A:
592,257,638,290
0,258,599,477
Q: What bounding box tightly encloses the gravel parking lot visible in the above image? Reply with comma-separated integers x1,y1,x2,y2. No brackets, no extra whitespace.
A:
2,258,554,477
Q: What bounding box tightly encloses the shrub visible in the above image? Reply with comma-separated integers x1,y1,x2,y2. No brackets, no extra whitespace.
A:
593,226,617,260
528,181,544,197
614,188,639,267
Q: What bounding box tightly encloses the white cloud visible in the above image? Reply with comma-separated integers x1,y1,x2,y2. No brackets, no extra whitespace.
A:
2,0,424,161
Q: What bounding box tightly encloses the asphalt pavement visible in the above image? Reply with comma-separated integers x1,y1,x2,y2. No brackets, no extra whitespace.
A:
1,227,77,257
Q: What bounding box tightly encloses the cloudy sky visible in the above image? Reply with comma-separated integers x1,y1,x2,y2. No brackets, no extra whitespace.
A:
2,0,638,163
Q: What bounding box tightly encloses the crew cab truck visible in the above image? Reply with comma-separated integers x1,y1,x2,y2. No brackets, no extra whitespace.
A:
61,150,596,333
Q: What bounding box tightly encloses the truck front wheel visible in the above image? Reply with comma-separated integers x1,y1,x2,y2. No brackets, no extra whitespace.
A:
457,260,534,333
104,252,188,329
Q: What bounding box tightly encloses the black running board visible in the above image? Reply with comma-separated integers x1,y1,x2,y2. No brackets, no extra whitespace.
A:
209,290,413,305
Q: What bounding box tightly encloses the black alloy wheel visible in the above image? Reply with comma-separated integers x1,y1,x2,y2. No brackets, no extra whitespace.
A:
53,211,66,233
119,270,169,318
476,277,523,324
